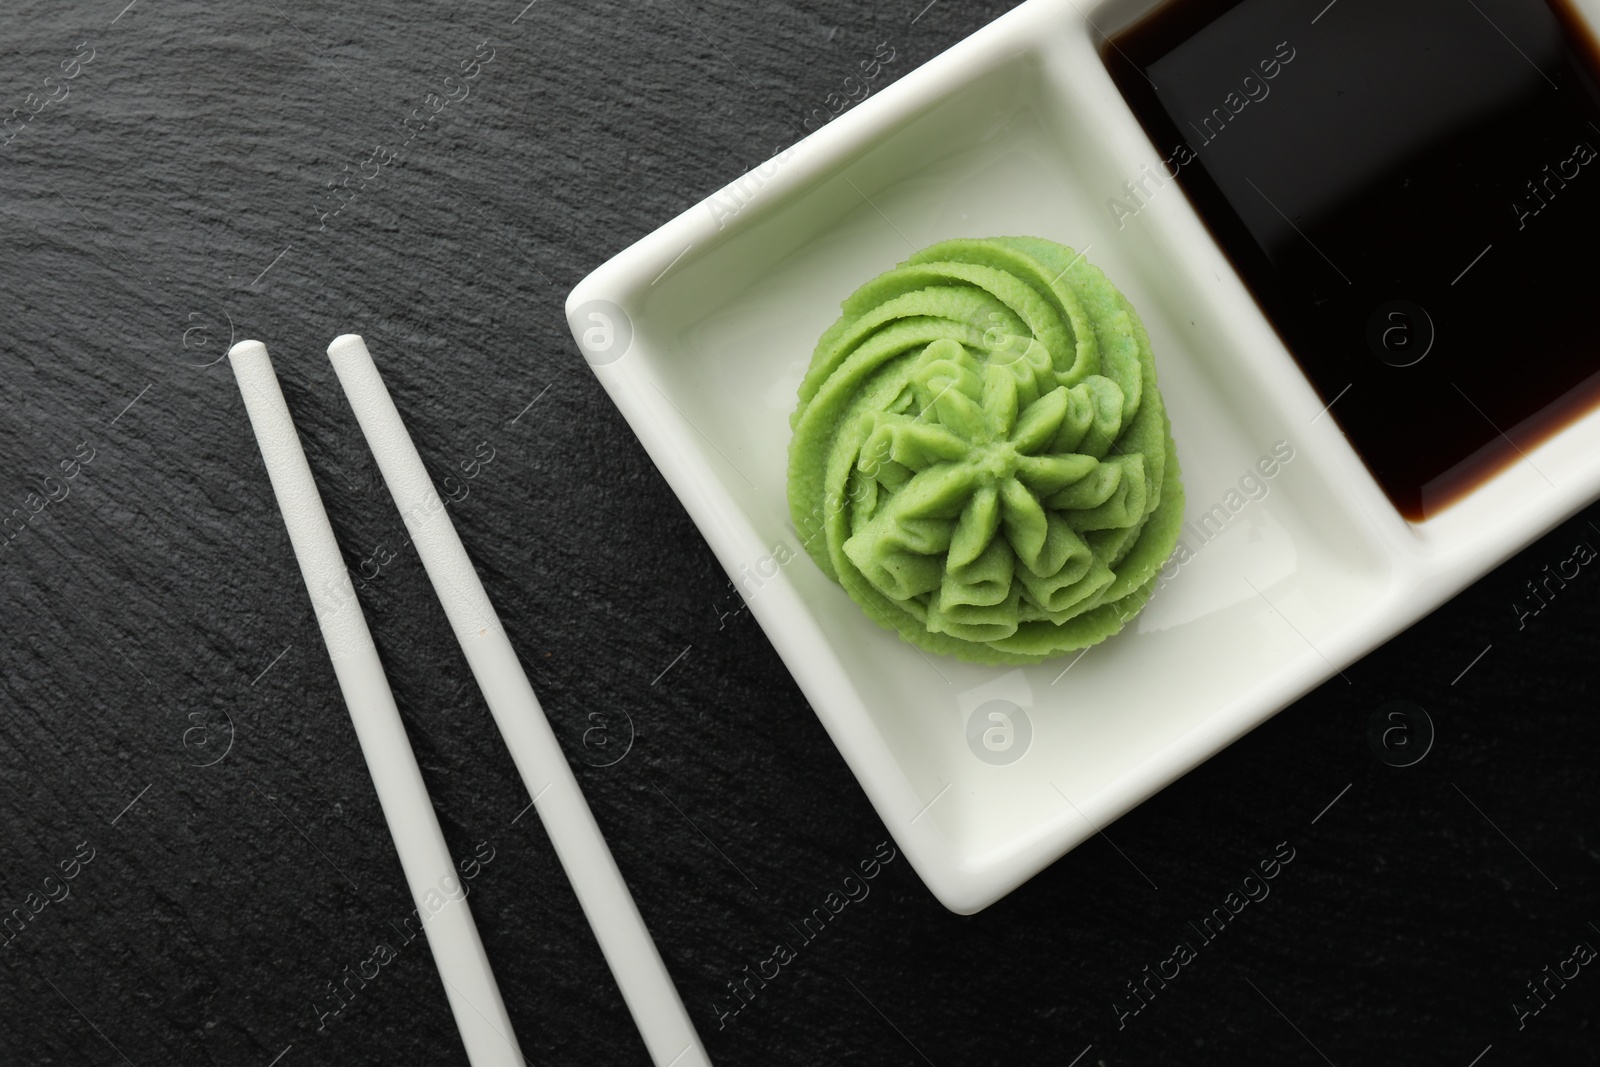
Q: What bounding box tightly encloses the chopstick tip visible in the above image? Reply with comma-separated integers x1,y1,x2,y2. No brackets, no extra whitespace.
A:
327,333,369,361
229,338,268,363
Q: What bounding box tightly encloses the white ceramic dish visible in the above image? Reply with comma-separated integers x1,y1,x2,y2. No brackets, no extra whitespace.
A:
566,0,1600,913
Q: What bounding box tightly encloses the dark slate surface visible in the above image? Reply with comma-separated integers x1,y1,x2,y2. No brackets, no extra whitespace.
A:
1,1,1597,1065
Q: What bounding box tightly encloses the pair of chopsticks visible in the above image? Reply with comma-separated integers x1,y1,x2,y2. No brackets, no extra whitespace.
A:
230,335,709,1067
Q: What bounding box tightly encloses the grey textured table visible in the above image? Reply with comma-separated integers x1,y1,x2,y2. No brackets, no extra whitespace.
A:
2,1,1597,1064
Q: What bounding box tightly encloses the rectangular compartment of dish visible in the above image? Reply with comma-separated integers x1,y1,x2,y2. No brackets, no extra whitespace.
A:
1088,0,1600,566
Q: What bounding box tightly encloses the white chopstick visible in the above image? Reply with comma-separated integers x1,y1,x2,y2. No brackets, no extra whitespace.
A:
228,340,526,1067
325,334,711,1067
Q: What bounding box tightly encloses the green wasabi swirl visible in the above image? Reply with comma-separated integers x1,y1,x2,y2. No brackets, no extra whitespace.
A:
787,237,1184,665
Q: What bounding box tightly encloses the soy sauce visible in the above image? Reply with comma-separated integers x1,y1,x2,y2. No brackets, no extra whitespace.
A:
1105,0,1600,520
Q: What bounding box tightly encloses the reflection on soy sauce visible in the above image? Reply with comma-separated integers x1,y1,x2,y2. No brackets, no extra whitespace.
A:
1105,0,1600,520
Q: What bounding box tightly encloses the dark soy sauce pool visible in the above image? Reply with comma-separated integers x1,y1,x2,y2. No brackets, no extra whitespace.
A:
1104,0,1600,520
